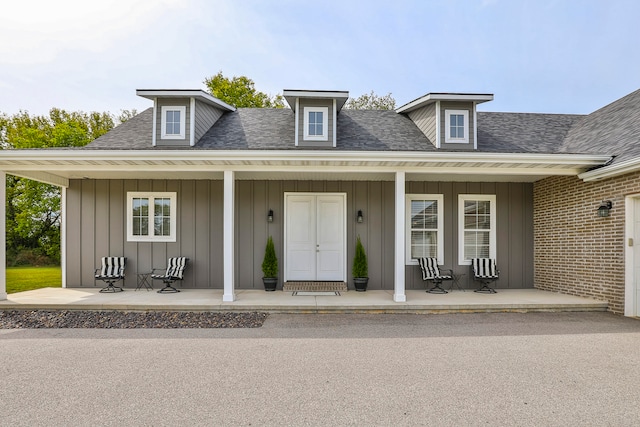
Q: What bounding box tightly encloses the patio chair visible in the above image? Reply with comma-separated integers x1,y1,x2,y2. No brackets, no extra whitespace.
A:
418,257,453,294
471,258,499,294
95,256,126,293
152,257,189,293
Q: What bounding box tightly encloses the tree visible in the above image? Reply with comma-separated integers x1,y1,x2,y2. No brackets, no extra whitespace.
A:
344,91,396,110
1,108,121,265
203,71,285,108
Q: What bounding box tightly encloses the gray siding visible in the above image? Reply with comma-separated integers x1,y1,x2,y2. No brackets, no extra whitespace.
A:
407,103,437,147
67,179,532,291
66,179,224,289
297,99,334,147
155,98,191,146
194,100,224,143
439,101,475,150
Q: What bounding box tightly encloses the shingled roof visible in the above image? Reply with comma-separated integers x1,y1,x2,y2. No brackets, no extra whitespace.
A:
85,88,640,161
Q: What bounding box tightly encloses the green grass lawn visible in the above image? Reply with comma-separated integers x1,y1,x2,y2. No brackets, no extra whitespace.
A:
6,266,62,294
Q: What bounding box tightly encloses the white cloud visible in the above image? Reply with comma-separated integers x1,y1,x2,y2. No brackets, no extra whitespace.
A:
0,0,186,65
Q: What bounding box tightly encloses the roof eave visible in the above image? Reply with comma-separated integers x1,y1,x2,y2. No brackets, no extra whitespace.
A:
136,89,236,112
396,93,494,113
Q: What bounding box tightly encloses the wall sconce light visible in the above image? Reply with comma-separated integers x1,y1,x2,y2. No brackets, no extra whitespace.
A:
267,209,274,223
356,210,364,223
597,200,612,218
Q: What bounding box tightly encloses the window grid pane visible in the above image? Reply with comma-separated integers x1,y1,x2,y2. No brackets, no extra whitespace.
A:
308,111,323,136
153,198,171,236
463,199,492,261
410,199,438,260
165,110,181,135
132,198,149,236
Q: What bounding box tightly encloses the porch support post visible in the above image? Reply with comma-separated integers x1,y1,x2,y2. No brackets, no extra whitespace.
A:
0,172,6,300
223,170,236,302
394,171,406,302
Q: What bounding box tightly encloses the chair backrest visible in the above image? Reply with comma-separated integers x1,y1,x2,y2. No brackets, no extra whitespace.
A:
472,258,498,278
100,257,126,277
418,257,441,280
165,257,188,279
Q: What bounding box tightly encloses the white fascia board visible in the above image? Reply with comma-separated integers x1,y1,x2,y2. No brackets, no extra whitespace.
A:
136,89,236,112
579,157,640,182
0,150,611,174
8,171,69,187
397,93,494,114
283,89,349,111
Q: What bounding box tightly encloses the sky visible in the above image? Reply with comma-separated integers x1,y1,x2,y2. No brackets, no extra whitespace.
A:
2,0,640,117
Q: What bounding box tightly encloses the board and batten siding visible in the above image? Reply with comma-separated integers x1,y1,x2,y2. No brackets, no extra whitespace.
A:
439,101,475,150
155,98,191,146
65,179,532,290
297,99,334,147
407,103,437,146
194,100,224,143
66,179,224,289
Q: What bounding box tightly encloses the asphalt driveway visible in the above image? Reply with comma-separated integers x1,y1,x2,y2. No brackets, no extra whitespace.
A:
1,312,639,426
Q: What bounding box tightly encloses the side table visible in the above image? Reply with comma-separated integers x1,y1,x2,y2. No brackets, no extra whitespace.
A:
448,273,466,292
136,272,153,291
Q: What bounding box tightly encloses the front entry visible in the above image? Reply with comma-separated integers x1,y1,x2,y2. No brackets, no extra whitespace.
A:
285,193,346,282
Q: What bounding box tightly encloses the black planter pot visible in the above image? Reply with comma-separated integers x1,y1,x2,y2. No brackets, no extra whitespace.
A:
262,277,278,291
353,277,369,292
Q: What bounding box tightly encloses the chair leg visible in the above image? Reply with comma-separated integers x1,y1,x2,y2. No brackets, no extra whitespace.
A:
474,281,497,294
426,279,448,294
157,281,180,293
99,280,123,293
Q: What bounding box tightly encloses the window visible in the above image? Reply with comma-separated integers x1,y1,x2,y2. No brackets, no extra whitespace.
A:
161,106,186,139
127,192,177,242
406,194,444,264
445,109,469,144
303,107,328,141
458,195,496,265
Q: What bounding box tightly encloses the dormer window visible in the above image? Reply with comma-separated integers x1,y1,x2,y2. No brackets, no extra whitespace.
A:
161,106,186,139
303,107,328,141
445,109,469,144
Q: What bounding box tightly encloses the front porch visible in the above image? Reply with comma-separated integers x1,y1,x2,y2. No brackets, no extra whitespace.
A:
0,288,608,313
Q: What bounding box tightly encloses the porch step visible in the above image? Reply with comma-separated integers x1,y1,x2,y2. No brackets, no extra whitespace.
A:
283,281,348,292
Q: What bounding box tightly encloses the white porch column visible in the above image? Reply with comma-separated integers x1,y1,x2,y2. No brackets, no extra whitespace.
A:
394,171,406,302
0,172,6,300
223,170,236,302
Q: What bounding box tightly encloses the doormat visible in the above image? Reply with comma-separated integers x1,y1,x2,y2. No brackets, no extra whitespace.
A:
284,281,348,292
292,291,341,296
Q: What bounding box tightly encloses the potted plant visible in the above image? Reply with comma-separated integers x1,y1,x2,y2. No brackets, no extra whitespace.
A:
261,236,278,291
352,235,369,291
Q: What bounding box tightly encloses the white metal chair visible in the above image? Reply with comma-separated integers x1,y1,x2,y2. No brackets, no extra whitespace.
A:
471,258,499,294
152,257,189,293
418,257,453,294
95,256,126,293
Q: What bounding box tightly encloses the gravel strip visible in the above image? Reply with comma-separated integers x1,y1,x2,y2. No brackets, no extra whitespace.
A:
0,310,269,329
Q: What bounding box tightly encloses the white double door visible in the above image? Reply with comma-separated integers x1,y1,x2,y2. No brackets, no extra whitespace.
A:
285,193,346,281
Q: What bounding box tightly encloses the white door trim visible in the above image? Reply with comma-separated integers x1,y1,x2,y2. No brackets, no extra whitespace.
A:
624,194,640,316
284,192,347,282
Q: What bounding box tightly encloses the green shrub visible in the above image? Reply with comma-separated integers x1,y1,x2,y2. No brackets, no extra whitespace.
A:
261,236,278,278
352,235,368,278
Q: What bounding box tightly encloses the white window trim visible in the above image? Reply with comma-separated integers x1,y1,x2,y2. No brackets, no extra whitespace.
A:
126,192,177,242
458,194,496,265
303,106,329,141
405,194,444,265
445,109,469,144
160,106,186,140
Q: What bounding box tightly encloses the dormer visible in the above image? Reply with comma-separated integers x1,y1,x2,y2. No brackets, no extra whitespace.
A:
283,90,349,148
396,93,493,150
137,89,236,147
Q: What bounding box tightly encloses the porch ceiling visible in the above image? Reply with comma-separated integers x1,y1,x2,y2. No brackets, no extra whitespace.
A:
0,150,612,186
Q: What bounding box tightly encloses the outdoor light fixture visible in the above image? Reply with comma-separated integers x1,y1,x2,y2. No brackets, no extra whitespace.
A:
597,200,612,218
357,210,364,223
267,209,274,223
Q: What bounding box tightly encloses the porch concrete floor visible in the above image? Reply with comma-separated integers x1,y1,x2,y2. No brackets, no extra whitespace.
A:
0,287,608,313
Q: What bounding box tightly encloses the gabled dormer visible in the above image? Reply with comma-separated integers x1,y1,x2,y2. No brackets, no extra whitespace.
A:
283,90,349,148
396,93,493,150
137,89,236,147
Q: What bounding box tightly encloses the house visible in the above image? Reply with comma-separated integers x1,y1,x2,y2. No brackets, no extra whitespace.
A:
0,86,639,316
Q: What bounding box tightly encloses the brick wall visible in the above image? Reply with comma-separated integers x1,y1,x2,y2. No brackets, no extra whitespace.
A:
533,172,640,314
